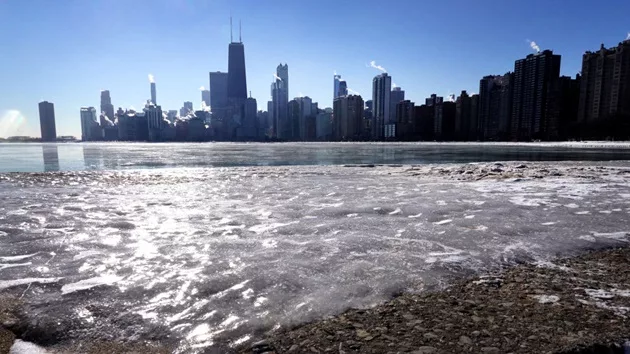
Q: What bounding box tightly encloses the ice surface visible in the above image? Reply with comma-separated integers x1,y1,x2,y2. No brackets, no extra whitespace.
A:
1,162,630,352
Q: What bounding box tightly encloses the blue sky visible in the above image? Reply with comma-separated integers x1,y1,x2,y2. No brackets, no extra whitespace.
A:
1,0,629,138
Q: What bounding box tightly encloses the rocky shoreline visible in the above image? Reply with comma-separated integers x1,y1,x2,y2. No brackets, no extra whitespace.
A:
242,247,630,354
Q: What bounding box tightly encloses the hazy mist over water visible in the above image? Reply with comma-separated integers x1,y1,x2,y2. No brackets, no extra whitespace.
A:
2,142,630,172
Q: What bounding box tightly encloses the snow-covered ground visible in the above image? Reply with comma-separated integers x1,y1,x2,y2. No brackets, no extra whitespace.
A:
1,161,630,352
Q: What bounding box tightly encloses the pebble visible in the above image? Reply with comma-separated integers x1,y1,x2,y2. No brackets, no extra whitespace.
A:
412,347,437,354
459,335,473,345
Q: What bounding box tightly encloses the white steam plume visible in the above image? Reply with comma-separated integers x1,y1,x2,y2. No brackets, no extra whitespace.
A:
627,32,630,40
347,88,361,96
369,60,387,73
392,82,398,88
526,39,540,53
148,74,155,83
201,101,211,112
273,73,282,81
199,86,205,91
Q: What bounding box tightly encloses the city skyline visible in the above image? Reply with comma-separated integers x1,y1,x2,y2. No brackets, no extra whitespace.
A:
1,0,630,138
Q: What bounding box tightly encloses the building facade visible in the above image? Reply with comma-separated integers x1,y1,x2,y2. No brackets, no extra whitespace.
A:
100,90,115,120
371,73,392,140
577,40,630,135
479,73,513,141
80,106,98,141
511,50,561,140
333,94,364,141
38,101,57,142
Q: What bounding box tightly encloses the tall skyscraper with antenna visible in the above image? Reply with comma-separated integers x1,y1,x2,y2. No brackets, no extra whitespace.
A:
227,18,247,102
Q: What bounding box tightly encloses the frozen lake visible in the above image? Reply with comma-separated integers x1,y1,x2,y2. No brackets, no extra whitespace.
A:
2,141,630,172
1,161,630,352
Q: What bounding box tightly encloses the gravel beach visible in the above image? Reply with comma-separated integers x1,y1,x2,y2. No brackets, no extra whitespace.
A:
246,247,630,354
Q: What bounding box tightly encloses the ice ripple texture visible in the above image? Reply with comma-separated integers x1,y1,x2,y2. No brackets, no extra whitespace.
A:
1,163,630,352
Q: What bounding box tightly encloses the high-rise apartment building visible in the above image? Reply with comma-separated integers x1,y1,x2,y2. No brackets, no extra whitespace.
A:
80,107,98,141
38,101,57,142
100,90,115,120
455,91,471,141
479,73,513,140
547,75,581,140
578,40,630,124
333,94,364,141
371,73,392,140
511,50,561,140
395,100,415,140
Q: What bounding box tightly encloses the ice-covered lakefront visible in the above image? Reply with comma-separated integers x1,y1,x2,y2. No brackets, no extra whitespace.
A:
1,159,630,352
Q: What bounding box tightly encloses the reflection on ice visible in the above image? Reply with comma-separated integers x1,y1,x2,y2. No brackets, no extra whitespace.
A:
0,162,630,351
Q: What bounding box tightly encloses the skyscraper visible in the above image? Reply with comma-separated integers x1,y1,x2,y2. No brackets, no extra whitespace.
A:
511,50,561,141
271,64,289,139
294,96,314,140
390,87,405,124
201,90,211,107
578,40,630,126
455,91,471,141
334,74,342,99
145,101,164,141
479,73,513,140
227,20,247,103
241,96,258,139
38,101,57,142
80,107,98,141
100,90,115,120
371,73,392,140
209,71,229,119
150,82,157,105
333,94,364,141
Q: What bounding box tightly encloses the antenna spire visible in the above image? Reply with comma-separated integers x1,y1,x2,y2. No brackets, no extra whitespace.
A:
230,16,233,42
239,20,242,43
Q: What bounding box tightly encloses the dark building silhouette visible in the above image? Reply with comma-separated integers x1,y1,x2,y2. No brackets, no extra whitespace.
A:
333,94,364,141
546,75,581,140
578,40,630,139
390,87,405,125
479,73,513,141
287,99,300,140
436,101,456,141
227,27,247,103
38,101,57,141
210,71,228,120
414,104,435,141
100,90,115,121
455,91,472,141
469,94,480,140
239,96,258,140
395,100,415,140
511,50,561,141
